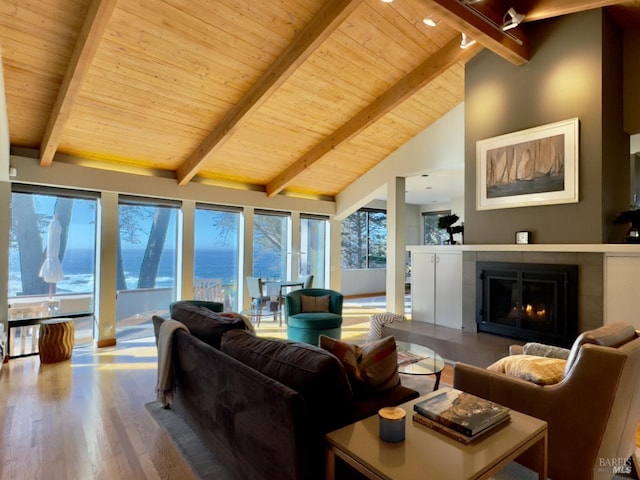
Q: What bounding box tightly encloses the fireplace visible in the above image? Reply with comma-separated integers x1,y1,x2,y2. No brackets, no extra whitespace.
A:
476,262,578,347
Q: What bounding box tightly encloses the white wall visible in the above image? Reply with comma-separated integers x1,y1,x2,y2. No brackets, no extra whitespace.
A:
341,268,386,296
335,104,465,219
338,106,465,296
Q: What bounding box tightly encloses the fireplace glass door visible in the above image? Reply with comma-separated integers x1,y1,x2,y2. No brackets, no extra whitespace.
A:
477,262,577,346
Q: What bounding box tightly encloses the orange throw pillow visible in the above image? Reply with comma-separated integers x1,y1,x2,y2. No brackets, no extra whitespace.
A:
300,295,330,313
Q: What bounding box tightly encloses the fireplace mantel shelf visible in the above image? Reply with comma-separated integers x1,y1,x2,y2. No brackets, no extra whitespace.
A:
407,244,640,254
408,244,640,332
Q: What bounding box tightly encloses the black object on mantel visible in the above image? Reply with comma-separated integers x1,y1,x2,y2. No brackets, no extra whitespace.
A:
614,208,640,243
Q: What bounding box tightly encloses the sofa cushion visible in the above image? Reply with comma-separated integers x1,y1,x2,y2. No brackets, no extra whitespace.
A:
319,335,400,396
220,330,353,431
488,354,567,385
170,302,247,349
300,294,330,313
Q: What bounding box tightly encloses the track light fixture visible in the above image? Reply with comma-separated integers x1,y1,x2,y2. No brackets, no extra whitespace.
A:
456,0,524,46
502,7,525,31
460,33,476,49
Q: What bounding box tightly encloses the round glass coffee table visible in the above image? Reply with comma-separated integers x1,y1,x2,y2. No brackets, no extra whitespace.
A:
396,341,446,390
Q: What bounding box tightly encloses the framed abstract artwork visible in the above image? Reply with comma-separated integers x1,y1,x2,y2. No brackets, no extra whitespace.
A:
476,118,579,211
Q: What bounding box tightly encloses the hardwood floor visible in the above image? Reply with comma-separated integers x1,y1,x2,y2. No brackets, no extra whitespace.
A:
0,339,195,480
0,301,382,480
0,309,636,480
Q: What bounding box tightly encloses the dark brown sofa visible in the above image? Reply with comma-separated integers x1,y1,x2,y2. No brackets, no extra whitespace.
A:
153,302,419,480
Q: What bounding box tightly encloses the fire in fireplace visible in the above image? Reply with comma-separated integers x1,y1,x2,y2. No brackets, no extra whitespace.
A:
476,262,578,347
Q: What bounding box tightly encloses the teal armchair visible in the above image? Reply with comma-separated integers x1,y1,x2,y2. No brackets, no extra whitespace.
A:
285,288,343,346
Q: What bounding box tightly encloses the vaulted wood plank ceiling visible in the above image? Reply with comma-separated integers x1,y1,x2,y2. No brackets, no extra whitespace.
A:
1,0,635,200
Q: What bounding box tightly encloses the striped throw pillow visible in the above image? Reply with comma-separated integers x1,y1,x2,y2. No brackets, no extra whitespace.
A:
319,335,400,394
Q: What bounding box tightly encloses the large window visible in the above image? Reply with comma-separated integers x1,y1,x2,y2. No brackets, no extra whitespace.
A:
300,215,328,288
9,190,97,300
253,211,290,279
116,198,179,340
341,208,387,269
8,187,98,351
194,205,241,311
423,210,451,245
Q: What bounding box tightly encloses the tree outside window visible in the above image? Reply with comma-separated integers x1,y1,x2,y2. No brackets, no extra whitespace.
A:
253,211,289,279
9,191,97,299
341,209,387,269
423,211,451,245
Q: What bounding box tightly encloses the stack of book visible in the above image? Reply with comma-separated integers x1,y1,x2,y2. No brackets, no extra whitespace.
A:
412,387,511,444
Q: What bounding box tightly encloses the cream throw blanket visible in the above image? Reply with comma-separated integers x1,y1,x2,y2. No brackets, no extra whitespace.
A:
156,319,190,407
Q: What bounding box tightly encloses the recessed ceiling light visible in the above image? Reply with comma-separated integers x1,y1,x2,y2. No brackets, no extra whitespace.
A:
460,33,477,49
423,17,438,27
381,0,393,3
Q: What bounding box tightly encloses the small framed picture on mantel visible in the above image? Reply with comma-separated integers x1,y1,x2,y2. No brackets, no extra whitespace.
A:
515,231,531,244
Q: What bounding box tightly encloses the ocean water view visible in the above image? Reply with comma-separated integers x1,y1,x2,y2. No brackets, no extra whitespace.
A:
8,248,283,297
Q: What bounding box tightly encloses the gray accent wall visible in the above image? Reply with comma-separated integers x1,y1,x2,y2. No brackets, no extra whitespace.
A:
624,30,640,135
464,9,630,245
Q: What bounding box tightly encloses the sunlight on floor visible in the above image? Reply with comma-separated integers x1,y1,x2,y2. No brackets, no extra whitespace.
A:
250,296,393,343
67,295,399,366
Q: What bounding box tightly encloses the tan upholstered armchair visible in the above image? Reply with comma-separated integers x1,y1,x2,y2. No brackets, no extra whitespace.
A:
454,322,640,480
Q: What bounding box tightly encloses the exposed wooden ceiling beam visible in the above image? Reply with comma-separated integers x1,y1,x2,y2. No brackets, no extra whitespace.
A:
39,0,117,167
523,0,629,22
265,38,482,198
175,0,364,186
420,0,529,65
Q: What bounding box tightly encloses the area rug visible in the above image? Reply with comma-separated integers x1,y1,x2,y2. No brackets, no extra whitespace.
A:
146,383,636,480
144,401,233,480
144,374,440,479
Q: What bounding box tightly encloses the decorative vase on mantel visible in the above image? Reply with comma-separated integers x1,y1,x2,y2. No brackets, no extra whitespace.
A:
613,208,640,244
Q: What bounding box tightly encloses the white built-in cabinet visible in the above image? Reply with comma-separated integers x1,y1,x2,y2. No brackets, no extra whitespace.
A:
604,254,640,329
409,248,462,329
